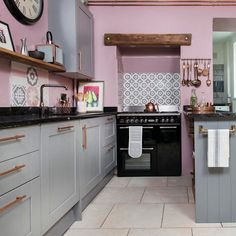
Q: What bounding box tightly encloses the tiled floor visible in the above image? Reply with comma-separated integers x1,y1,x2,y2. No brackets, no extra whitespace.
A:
64,175,236,236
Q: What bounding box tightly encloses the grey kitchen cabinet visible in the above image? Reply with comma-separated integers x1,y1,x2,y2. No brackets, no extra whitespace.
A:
48,0,94,79
41,121,79,234
77,117,102,199
101,116,117,177
0,125,40,236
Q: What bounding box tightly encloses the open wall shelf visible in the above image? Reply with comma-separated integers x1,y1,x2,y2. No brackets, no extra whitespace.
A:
0,47,66,72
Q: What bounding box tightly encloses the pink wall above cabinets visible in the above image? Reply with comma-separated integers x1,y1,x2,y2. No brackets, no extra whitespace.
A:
0,0,73,106
89,5,236,175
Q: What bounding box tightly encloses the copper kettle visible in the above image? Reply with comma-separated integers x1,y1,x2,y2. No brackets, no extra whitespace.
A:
144,102,158,112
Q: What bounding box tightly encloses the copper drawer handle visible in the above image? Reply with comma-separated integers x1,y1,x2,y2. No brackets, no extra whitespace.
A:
0,134,26,143
82,125,87,150
0,195,27,214
0,164,26,177
58,125,74,132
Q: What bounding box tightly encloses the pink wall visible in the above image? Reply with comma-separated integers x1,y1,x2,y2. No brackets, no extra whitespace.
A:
89,5,236,175
0,0,73,106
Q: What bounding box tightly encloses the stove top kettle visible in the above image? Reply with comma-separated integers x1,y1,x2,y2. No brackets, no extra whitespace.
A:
144,102,158,112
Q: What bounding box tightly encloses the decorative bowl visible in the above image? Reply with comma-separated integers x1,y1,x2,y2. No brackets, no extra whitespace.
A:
28,50,45,60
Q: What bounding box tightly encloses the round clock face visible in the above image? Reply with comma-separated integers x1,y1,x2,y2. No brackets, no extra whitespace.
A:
4,0,44,25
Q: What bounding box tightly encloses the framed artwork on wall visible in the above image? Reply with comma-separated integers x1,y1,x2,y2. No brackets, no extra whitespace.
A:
78,81,104,112
0,21,15,51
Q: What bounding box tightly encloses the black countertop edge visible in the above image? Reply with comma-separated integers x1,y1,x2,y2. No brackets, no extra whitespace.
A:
0,111,118,129
184,111,236,120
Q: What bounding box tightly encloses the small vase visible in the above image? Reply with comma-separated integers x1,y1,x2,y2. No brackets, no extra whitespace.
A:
20,38,28,56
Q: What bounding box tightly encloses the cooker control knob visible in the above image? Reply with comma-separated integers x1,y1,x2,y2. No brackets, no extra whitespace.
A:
155,118,159,123
135,119,139,124
125,119,129,124
161,118,165,123
165,118,169,123
144,119,148,123
130,119,134,124
170,118,175,123
140,119,143,123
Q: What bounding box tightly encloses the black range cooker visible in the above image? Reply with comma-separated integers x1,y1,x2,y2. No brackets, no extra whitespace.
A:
116,108,181,177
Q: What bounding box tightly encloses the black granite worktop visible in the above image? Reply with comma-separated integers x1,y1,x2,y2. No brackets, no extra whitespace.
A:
0,107,117,129
184,111,236,121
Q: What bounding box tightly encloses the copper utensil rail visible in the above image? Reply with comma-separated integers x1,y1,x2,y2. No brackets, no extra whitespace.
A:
0,164,26,177
0,195,27,214
199,125,236,135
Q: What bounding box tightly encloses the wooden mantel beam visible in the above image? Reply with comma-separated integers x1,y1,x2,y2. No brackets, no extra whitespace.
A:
104,33,192,46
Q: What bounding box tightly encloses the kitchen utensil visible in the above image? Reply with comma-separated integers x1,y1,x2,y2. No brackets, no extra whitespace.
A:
181,61,186,86
202,60,209,76
189,60,193,86
206,61,211,86
28,50,45,60
186,61,190,86
144,102,157,112
191,61,201,88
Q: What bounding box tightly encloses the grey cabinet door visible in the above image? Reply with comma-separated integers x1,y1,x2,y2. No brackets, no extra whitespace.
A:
41,122,78,234
78,118,102,198
77,2,94,78
0,178,40,236
48,0,94,79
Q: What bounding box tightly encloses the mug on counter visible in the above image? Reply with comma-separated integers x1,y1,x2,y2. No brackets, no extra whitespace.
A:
77,101,87,113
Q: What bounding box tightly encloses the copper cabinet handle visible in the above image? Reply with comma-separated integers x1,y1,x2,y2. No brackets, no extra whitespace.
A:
0,164,26,177
82,125,87,150
57,125,74,132
107,117,113,122
0,134,26,143
0,195,27,214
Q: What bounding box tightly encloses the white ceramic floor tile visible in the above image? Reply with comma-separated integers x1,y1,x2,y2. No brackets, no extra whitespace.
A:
106,176,131,188
167,176,192,187
142,186,188,203
102,203,163,228
128,177,167,187
222,222,236,227
64,229,129,236
70,204,113,228
128,228,192,236
187,187,195,203
192,228,236,236
93,187,145,204
162,204,221,228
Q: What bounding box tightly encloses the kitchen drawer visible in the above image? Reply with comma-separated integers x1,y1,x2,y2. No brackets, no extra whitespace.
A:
0,125,40,163
0,178,40,236
102,142,117,176
103,116,116,146
0,151,40,196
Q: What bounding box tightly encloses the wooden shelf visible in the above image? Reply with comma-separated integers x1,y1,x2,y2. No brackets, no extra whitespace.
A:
0,47,66,72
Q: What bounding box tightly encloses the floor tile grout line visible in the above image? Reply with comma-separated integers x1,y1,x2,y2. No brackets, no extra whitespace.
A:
191,227,194,236
140,187,146,203
160,203,165,228
99,203,116,228
127,228,131,236
187,186,190,204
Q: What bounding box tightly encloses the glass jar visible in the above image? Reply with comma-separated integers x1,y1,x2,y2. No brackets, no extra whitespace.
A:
190,89,197,107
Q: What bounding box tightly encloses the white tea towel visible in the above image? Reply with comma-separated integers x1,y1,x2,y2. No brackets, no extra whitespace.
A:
128,126,143,158
208,129,229,168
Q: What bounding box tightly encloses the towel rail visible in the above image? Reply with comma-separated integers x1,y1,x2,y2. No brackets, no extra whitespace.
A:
199,125,236,135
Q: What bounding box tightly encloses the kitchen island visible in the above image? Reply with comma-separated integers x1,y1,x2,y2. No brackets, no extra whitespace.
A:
185,111,236,223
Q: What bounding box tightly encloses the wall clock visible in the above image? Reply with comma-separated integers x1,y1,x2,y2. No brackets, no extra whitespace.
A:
4,0,44,25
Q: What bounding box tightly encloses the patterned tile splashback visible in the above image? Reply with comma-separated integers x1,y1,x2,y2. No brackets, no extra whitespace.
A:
119,73,180,109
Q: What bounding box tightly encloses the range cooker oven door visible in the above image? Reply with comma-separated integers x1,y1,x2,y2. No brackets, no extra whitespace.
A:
117,125,157,176
157,125,181,176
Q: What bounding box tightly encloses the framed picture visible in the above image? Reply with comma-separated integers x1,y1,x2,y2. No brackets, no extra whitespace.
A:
0,21,15,51
78,81,104,112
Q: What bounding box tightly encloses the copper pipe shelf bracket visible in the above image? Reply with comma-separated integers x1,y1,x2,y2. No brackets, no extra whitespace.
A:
199,125,236,135
104,33,192,46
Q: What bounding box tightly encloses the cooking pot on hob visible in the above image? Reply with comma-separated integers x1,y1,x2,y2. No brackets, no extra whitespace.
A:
144,102,157,112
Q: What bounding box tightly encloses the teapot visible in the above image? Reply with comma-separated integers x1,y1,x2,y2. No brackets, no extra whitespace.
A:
144,102,158,112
